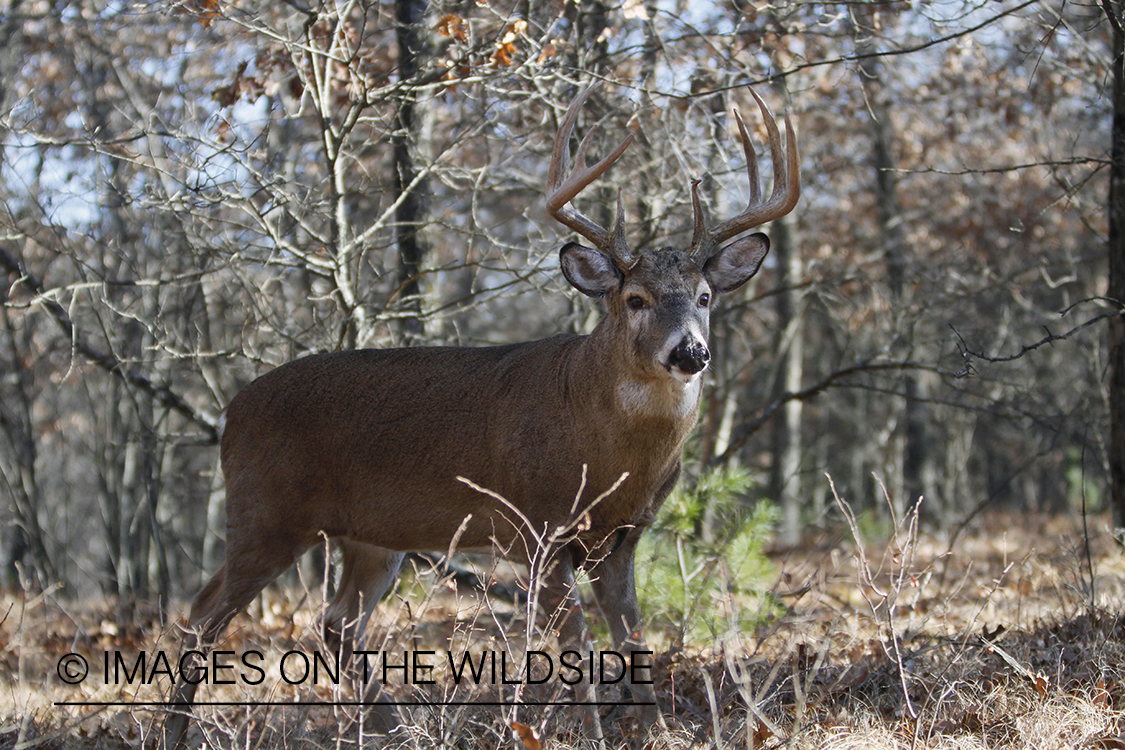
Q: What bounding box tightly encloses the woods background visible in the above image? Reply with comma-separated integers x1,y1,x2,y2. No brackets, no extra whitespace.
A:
0,0,1121,612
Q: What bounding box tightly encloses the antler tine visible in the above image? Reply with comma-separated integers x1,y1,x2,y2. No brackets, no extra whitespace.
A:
734,108,763,207
690,178,706,251
708,87,800,248
546,83,635,264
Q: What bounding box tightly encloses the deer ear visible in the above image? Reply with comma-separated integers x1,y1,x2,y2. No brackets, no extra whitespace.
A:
703,233,770,293
560,242,622,298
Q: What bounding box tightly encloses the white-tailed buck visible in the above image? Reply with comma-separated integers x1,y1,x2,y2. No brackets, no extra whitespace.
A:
163,83,798,747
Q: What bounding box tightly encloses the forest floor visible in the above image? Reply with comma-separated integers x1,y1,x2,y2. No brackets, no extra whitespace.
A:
2,507,1124,749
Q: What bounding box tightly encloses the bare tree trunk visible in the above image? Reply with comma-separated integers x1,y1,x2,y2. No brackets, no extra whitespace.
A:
698,88,733,474
0,0,48,590
87,51,161,604
1106,1,1125,537
394,0,432,343
853,8,931,518
0,0,22,153
770,211,805,546
0,287,58,588
577,0,612,72
699,86,748,542
633,0,660,250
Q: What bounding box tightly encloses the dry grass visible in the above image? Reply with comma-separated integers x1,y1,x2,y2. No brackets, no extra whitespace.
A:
2,507,1124,749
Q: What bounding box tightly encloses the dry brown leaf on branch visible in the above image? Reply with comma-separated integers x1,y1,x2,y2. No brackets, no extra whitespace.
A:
179,0,221,27
491,42,516,68
510,721,541,750
538,41,559,64
434,14,467,41
490,19,526,68
212,61,264,108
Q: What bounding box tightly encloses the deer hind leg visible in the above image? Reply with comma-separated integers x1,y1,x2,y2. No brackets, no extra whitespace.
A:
162,539,301,749
323,538,404,733
539,550,604,741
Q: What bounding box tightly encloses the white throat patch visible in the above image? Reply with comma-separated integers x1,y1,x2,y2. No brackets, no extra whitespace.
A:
617,376,702,420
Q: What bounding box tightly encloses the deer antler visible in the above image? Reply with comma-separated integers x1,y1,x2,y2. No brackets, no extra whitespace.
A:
690,87,800,262
546,83,636,268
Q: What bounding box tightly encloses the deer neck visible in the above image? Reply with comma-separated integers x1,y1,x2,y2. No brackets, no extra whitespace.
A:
573,321,703,430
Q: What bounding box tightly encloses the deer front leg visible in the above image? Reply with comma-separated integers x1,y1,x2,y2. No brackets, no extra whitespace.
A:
324,539,405,734
538,551,604,741
587,529,664,731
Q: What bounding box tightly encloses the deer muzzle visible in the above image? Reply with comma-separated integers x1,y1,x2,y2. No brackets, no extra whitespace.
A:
668,338,711,376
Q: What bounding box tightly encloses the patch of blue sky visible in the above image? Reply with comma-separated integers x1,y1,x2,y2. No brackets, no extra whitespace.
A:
3,132,100,229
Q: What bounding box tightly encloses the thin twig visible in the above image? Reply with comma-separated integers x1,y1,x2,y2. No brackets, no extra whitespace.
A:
950,299,1124,366
1,247,219,443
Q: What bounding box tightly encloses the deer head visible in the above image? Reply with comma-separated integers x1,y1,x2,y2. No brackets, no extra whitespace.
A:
547,83,799,392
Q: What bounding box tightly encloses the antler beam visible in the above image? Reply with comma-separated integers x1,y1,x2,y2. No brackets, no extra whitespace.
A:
691,87,800,260
546,83,636,267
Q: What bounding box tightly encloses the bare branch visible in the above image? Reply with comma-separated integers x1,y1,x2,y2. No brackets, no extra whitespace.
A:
681,0,1044,94
952,299,1125,366
0,248,219,444
712,354,930,467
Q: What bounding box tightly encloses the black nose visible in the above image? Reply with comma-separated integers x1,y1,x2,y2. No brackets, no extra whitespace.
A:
669,340,710,374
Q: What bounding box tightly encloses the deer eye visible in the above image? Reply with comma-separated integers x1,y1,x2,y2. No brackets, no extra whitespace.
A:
627,295,647,310
697,293,711,307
